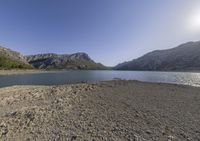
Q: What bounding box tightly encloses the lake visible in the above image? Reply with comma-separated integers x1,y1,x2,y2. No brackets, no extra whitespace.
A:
0,70,200,88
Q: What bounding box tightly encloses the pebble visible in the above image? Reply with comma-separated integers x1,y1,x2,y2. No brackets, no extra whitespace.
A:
168,135,174,141
0,123,8,136
146,130,152,134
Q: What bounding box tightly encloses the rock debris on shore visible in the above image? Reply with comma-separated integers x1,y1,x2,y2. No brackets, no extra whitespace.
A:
0,80,199,141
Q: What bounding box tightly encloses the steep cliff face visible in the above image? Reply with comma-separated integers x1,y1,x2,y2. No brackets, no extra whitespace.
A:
115,41,200,71
0,47,32,69
26,52,106,70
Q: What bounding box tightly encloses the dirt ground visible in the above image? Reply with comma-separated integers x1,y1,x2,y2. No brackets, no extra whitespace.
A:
0,80,199,141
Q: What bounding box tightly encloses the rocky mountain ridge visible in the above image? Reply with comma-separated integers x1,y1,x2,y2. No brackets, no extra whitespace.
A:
0,46,106,70
26,52,106,70
115,41,200,71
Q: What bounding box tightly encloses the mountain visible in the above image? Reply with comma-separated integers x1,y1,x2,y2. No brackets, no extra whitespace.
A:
0,47,32,69
115,41,200,71
26,52,106,70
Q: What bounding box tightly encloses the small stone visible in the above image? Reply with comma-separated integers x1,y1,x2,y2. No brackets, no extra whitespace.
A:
10,111,17,116
88,122,94,127
135,113,140,117
0,124,8,136
71,135,77,140
146,130,152,134
168,135,174,141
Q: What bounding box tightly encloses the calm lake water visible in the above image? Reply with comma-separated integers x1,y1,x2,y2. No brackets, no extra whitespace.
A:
0,70,200,88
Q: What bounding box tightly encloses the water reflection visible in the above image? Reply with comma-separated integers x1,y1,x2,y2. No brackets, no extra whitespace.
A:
0,70,200,88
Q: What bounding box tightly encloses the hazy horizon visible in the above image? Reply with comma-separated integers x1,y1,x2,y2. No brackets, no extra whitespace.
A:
1,0,200,66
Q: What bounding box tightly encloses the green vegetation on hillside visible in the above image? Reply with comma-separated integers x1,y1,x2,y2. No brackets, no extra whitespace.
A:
0,56,32,69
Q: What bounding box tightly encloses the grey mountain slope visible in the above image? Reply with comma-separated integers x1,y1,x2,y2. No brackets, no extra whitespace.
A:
0,47,29,64
26,52,106,70
0,47,32,69
115,41,200,71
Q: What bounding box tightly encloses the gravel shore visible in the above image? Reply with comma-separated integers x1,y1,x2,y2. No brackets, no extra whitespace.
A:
0,70,46,76
0,80,199,141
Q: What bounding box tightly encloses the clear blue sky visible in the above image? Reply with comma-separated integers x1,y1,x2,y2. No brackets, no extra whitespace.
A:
0,0,200,66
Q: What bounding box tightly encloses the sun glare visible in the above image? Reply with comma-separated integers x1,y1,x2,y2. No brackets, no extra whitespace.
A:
188,10,200,32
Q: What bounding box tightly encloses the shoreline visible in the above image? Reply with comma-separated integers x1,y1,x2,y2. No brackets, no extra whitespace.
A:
0,80,199,140
0,69,46,76
1,69,200,76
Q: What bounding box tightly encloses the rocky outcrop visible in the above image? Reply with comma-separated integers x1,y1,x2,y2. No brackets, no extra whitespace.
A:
115,41,200,71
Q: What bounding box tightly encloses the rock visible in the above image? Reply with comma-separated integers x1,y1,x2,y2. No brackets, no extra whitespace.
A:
146,130,152,134
5,111,17,117
71,135,77,140
0,123,8,136
167,135,175,141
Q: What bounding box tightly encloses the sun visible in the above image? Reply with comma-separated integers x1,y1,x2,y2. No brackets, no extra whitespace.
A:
188,10,200,33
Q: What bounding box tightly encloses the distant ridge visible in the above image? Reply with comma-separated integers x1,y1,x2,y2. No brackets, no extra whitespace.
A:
115,41,200,71
26,52,106,70
3,40,200,71
0,46,106,70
